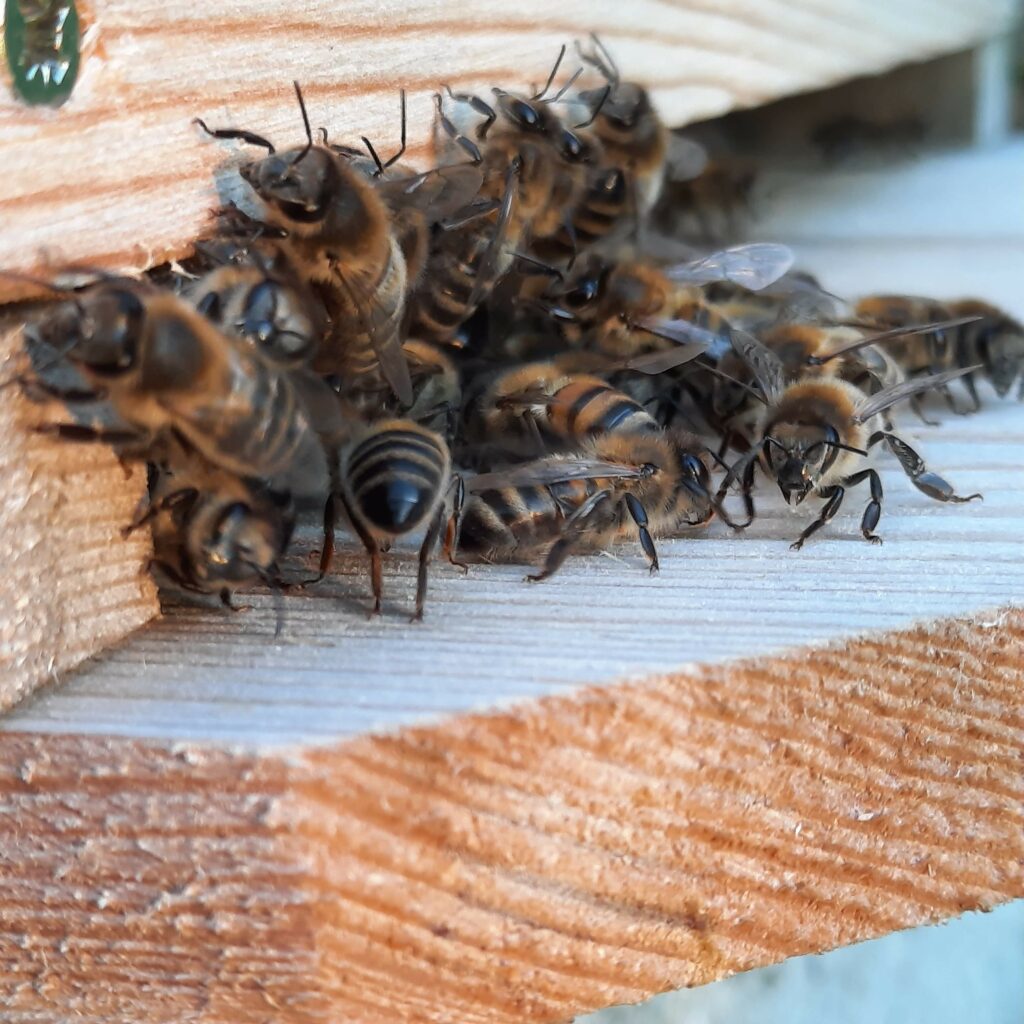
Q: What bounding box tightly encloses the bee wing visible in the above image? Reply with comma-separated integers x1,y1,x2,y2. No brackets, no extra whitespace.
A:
667,135,709,181
467,160,519,311
468,459,649,492
810,316,984,366
636,315,730,357
730,329,786,404
852,365,982,424
332,269,415,407
663,243,795,291
621,341,709,375
377,164,485,223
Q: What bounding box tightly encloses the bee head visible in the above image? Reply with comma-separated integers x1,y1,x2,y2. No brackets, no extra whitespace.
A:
190,496,291,588
555,126,599,165
34,285,147,378
976,318,1024,397
597,82,651,131
672,449,714,526
547,257,608,326
240,145,348,228
763,424,842,506
494,91,558,135
238,278,320,367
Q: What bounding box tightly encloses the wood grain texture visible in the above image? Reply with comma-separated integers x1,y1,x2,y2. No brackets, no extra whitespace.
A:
0,318,157,713
0,0,1016,297
1,610,1021,1023
3,384,1021,744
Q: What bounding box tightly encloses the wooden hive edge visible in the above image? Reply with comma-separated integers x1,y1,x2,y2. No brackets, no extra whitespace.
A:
1,606,1021,1023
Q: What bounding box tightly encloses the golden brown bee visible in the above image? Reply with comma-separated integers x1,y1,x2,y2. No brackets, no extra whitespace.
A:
342,338,461,442
574,35,669,226
468,361,659,454
340,418,457,619
26,281,328,484
186,247,326,370
196,83,417,405
719,331,982,549
411,50,600,343
856,294,1024,413
548,244,794,363
456,429,715,579
656,157,757,242
142,461,295,610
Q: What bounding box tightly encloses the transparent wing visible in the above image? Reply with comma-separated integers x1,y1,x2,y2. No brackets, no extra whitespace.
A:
377,164,485,223
663,243,795,291
852,365,981,424
468,459,648,492
809,316,983,366
621,340,709,375
666,135,709,182
467,160,519,310
729,329,787,404
636,316,730,358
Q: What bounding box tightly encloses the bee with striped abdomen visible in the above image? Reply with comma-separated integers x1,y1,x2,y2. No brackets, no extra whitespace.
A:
340,419,458,619
719,330,982,550
457,429,716,579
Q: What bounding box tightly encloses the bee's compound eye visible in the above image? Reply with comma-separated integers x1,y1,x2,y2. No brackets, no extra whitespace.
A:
509,98,542,129
682,454,703,479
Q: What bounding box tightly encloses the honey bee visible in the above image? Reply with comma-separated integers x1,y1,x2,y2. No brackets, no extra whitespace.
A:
718,330,982,549
196,83,420,405
456,430,715,579
856,294,1024,413
574,35,669,229
339,418,458,619
25,280,331,483
411,49,601,342
342,338,461,442
547,243,794,362
140,461,296,611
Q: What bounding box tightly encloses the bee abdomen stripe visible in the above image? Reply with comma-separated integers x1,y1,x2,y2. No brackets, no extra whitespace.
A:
350,457,441,496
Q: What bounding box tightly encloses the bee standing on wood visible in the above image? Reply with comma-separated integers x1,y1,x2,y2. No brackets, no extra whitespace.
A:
340,419,459,620
457,431,715,579
719,330,982,549
856,294,1024,414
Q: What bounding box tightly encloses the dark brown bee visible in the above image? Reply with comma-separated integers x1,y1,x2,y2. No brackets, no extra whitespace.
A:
342,338,461,442
856,294,1024,413
141,462,295,611
457,430,715,579
719,331,982,550
196,83,417,405
25,281,327,483
411,48,599,343
340,418,457,619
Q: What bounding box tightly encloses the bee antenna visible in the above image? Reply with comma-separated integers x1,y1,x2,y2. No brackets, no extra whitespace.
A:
361,136,385,175
193,118,275,154
825,440,869,457
318,126,330,145
590,33,619,84
532,43,566,100
292,80,314,164
574,83,611,128
544,66,583,105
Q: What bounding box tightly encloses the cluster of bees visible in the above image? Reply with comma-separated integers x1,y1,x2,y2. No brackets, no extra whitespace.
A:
8,39,1023,621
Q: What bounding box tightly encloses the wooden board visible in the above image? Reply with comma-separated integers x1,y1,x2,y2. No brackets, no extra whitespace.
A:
1,609,1021,1023
0,0,1017,297
0,316,157,713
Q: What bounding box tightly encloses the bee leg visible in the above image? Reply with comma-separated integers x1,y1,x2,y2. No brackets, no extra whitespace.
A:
526,489,612,583
219,588,253,614
624,493,659,575
434,93,485,162
34,423,149,447
122,487,200,538
872,431,982,504
962,372,982,413
340,493,384,616
412,500,448,623
909,393,940,427
521,412,546,455
789,486,845,551
18,378,106,404
940,384,970,416
844,469,883,545
443,474,469,572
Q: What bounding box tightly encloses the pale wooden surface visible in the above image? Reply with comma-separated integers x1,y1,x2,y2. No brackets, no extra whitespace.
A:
0,0,1016,297
1,610,1021,1023
0,319,157,713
